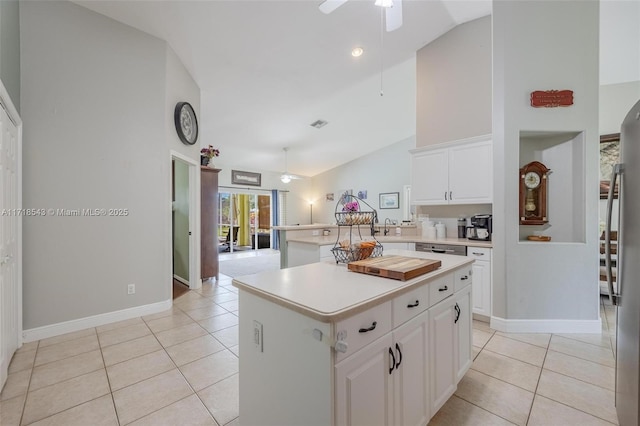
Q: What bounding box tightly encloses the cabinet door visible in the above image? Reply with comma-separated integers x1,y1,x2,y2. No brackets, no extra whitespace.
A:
448,140,492,204
471,260,491,317
393,312,430,426
455,285,473,382
429,296,457,414
335,334,394,426
411,149,448,205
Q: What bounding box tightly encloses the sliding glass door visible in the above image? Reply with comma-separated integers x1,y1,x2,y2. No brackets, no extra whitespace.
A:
218,189,272,253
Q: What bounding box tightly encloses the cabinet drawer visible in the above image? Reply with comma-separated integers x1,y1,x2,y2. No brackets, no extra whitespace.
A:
392,283,429,327
467,246,491,261
335,301,392,363
429,273,454,305
454,266,473,292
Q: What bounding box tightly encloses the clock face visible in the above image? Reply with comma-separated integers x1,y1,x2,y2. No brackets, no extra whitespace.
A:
174,102,199,145
524,171,541,189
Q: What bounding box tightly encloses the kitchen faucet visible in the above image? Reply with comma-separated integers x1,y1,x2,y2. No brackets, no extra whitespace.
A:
384,218,392,236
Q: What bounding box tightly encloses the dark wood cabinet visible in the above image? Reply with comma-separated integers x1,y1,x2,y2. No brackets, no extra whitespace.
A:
201,166,220,280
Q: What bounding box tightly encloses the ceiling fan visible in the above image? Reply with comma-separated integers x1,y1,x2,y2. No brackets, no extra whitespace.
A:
319,0,403,32
280,147,303,183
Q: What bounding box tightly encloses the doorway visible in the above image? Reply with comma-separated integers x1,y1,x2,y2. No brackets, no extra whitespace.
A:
218,188,272,254
170,152,198,296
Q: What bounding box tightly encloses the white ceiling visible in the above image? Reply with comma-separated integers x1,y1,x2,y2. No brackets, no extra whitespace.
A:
73,0,638,178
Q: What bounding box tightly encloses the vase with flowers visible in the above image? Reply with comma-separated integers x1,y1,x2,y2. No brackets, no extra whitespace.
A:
200,145,220,167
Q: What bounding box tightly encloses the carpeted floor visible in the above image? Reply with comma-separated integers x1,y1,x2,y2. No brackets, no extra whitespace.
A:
218,252,281,277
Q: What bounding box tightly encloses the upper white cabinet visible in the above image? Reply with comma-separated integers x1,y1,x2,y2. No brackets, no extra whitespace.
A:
411,136,493,205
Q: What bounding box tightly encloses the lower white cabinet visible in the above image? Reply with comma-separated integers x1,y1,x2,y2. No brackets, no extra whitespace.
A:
335,334,394,426
455,284,473,382
467,247,492,318
429,295,457,414
335,312,429,426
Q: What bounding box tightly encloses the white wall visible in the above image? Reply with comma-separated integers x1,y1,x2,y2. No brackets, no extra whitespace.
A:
20,1,199,330
600,81,640,135
310,137,414,225
0,0,20,112
493,1,600,325
416,16,491,148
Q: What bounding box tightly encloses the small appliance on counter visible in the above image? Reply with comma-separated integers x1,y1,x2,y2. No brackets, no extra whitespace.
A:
457,217,467,238
466,214,492,241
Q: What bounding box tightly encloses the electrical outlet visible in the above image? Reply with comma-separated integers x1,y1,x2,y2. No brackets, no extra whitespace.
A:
253,320,263,352
127,284,135,295
312,230,320,236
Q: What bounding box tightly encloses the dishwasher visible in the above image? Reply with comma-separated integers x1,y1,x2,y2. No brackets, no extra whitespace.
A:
415,242,467,256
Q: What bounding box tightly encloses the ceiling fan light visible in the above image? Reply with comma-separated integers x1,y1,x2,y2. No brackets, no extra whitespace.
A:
281,174,291,184
375,0,393,8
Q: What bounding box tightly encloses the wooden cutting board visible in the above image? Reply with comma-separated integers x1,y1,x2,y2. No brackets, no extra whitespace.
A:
348,255,442,281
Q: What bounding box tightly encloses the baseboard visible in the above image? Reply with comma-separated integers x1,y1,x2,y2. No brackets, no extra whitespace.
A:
22,299,172,343
173,274,189,286
490,316,602,334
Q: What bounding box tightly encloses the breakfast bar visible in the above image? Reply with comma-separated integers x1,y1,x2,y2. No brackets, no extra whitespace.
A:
233,250,474,426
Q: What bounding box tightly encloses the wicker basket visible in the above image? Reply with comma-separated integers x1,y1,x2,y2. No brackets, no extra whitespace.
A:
335,211,376,226
331,244,382,263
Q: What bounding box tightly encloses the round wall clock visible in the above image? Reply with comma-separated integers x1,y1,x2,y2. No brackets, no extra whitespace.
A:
174,102,198,145
519,161,551,225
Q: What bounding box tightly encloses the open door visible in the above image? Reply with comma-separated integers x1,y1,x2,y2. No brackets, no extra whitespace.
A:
170,152,198,296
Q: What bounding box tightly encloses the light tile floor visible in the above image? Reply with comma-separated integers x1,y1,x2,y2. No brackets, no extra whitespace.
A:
1,268,619,425
429,295,619,426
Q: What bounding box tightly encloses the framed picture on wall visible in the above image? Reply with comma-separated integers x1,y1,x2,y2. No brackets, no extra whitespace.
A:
379,192,399,209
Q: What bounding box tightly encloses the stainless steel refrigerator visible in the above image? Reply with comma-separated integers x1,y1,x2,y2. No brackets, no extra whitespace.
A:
606,99,640,426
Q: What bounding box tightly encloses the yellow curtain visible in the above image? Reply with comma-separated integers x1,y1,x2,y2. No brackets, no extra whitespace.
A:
237,194,251,246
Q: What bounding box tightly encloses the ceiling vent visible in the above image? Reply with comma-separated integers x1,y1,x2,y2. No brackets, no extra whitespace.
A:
310,119,328,129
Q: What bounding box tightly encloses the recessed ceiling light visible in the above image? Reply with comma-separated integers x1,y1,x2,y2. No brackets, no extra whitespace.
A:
351,47,364,57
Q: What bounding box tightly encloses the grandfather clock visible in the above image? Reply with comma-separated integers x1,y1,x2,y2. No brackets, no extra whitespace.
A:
519,161,550,225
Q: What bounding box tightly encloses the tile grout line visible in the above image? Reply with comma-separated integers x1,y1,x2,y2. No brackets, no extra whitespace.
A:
95,326,123,426
17,339,39,426
523,337,549,426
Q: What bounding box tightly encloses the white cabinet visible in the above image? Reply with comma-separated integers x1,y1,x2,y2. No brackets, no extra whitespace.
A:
428,295,457,414
382,242,414,252
392,312,430,426
335,312,430,426
410,148,449,205
411,138,492,205
335,334,394,426
455,284,473,382
467,247,492,318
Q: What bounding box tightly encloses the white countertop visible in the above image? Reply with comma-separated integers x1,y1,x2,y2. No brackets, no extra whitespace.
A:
273,223,417,231
232,249,474,322
286,235,492,248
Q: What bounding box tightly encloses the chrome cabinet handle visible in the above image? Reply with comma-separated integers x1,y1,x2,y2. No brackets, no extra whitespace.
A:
472,252,484,256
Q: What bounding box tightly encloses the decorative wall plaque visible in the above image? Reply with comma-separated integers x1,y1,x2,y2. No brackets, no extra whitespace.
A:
530,90,574,108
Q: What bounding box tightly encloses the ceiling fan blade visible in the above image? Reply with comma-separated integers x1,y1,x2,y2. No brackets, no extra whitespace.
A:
385,0,403,31
319,0,348,14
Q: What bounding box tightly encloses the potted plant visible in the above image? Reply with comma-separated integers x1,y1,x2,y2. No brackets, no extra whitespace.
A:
200,145,220,166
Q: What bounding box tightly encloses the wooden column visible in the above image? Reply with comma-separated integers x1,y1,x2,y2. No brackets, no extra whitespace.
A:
201,166,221,280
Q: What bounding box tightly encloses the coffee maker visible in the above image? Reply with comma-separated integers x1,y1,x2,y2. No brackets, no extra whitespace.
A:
466,214,492,241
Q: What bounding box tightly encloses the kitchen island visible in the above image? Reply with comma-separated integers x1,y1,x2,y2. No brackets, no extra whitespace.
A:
233,250,474,426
